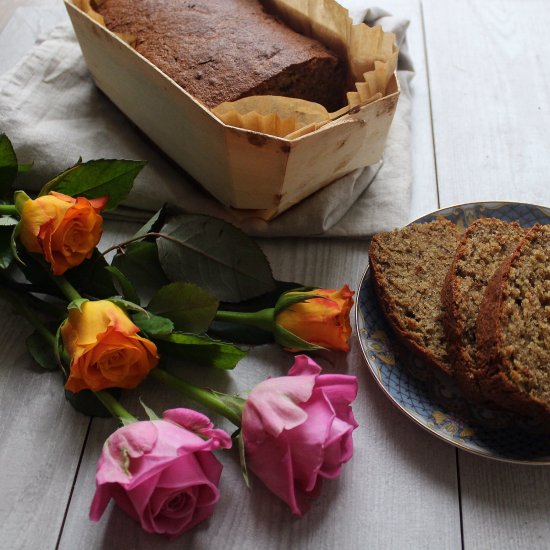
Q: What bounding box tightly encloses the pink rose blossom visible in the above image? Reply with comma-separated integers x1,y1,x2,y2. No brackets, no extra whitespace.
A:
90,408,231,537
242,354,358,515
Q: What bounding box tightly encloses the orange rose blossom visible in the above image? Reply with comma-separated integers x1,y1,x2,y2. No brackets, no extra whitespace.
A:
62,300,159,393
19,191,107,275
275,285,354,351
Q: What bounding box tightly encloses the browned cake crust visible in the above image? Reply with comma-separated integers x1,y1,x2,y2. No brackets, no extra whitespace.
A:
369,218,460,376
476,224,550,427
93,0,346,110
441,218,525,401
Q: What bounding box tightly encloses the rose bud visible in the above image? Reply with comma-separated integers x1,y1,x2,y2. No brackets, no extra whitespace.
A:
90,408,231,537
18,191,107,275
213,285,354,352
274,285,354,351
62,300,159,393
242,354,358,515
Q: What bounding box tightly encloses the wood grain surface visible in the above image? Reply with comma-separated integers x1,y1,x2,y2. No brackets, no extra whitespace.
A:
1,0,550,549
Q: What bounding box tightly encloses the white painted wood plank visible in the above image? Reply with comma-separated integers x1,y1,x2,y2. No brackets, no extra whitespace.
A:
423,1,550,548
0,314,90,550
59,236,461,550
459,456,550,550
424,0,550,208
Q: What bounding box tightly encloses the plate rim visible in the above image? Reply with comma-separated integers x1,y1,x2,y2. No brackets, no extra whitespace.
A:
355,200,550,465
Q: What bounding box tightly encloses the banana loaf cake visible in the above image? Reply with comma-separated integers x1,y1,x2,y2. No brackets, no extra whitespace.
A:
441,218,525,401
476,224,550,427
92,0,347,110
369,218,460,376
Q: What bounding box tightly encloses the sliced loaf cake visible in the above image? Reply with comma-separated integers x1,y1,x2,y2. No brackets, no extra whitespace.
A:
476,224,550,427
369,218,460,376
441,218,525,400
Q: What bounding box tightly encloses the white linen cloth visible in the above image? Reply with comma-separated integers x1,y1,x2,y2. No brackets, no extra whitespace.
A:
0,6,413,237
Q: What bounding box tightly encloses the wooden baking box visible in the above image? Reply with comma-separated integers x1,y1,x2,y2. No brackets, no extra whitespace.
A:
64,0,400,218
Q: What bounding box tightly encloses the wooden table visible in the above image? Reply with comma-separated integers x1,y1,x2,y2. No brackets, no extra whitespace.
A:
1,1,550,549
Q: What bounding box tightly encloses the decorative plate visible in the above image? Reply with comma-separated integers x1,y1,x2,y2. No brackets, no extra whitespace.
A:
356,201,550,464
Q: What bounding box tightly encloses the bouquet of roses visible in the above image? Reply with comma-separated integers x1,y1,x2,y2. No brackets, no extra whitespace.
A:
0,133,358,538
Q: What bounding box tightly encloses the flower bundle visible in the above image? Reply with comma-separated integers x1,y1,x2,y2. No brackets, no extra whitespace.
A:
0,133,358,537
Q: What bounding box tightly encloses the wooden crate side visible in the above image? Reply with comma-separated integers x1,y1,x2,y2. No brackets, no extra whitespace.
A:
279,84,399,211
223,127,290,209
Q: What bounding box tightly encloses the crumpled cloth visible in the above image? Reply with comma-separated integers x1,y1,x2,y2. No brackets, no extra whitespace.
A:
0,6,413,237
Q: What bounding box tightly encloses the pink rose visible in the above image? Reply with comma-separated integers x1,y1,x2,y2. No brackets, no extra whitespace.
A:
90,408,231,537
242,355,358,515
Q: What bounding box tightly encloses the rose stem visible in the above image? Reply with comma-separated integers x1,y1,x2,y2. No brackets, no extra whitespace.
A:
0,204,18,216
53,275,82,303
214,308,275,332
150,368,242,428
95,391,137,424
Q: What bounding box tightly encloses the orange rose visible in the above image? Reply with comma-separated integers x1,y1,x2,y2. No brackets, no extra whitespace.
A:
275,286,354,352
62,300,159,393
19,191,107,275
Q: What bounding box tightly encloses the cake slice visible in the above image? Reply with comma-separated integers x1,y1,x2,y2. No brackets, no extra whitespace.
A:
476,224,550,427
441,218,525,400
369,218,460,376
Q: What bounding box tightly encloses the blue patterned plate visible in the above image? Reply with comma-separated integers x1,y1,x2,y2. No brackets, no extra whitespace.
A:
356,201,550,464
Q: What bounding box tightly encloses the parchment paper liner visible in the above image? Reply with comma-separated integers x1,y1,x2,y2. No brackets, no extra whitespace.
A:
77,0,398,139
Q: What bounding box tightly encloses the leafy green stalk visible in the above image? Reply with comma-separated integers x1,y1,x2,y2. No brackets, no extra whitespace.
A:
95,391,137,425
150,368,244,427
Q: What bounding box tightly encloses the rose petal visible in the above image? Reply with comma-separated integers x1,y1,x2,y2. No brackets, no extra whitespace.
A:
287,354,323,377
318,416,355,478
244,374,316,437
163,408,232,450
246,432,304,515
96,422,158,484
285,394,337,492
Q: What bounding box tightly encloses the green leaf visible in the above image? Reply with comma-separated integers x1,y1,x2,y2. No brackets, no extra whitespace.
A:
14,190,30,213
55,323,68,378
274,324,323,351
132,311,174,336
235,430,250,488
105,265,141,305
107,297,148,315
274,290,320,315
0,225,14,269
112,241,170,304
140,398,160,420
155,332,247,370
39,159,146,211
148,282,219,333
132,206,167,240
25,331,58,370
156,214,276,303
65,388,121,418
68,298,88,311
13,250,53,288
0,134,18,195
10,221,23,265
17,163,33,173
66,250,117,299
